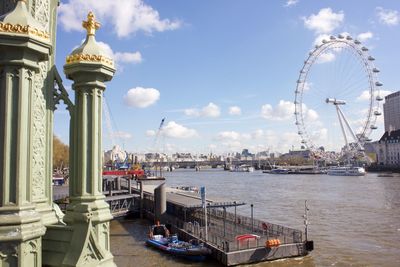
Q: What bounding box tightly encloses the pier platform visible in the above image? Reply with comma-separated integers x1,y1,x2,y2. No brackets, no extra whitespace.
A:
133,180,313,266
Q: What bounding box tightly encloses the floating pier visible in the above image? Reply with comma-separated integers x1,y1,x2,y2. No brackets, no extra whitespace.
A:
133,178,314,266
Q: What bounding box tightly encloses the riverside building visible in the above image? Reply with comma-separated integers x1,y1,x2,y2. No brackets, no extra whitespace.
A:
373,91,400,167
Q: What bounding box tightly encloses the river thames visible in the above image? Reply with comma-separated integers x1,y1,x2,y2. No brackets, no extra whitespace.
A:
110,169,400,267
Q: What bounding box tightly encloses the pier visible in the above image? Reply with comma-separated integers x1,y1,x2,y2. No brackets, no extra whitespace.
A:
54,176,313,265
131,178,313,266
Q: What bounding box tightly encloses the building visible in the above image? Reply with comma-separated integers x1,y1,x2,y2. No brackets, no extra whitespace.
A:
371,91,400,167
375,130,400,165
383,91,400,132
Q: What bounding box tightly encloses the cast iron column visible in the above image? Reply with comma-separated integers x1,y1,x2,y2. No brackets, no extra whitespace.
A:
0,1,52,266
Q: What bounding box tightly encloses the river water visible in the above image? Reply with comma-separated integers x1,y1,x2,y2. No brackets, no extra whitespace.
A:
110,169,400,267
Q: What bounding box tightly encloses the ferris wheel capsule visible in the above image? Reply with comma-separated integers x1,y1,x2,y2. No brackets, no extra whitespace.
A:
374,110,382,116
338,34,344,39
370,125,378,130
346,35,353,40
376,95,383,101
361,47,369,52
372,68,380,73
375,81,383,86
354,39,361,44
368,56,375,61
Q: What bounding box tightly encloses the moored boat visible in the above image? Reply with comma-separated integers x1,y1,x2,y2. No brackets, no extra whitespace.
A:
230,164,254,172
146,223,211,261
327,166,366,176
269,168,289,174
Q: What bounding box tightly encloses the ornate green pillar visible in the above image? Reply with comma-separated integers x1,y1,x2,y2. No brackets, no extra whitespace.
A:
60,12,116,267
0,1,51,266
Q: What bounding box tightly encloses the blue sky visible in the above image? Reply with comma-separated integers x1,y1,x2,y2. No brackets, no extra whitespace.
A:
54,0,400,154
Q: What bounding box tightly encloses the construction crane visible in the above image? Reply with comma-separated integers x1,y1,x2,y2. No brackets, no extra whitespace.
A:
153,117,165,152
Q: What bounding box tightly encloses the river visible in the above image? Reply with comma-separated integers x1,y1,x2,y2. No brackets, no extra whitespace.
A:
110,169,400,267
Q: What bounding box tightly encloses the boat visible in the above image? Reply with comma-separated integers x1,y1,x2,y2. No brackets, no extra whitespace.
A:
146,223,211,261
327,166,366,176
230,164,254,172
269,168,289,174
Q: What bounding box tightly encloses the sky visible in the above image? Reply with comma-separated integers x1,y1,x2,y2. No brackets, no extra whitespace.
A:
53,0,400,155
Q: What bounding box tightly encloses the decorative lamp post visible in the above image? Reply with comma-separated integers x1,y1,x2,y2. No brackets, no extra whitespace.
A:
61,12,116,267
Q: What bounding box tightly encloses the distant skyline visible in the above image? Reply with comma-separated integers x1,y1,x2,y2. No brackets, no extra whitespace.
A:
54,0,400,154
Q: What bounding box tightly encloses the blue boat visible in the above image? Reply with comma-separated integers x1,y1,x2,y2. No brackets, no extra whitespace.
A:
145,224,211,261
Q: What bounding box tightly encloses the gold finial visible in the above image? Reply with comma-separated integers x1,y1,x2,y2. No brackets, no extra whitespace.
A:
82,11,100,36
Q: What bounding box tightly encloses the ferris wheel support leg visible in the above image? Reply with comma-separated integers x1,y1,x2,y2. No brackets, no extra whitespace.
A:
336,105,349,152
337,106,364,150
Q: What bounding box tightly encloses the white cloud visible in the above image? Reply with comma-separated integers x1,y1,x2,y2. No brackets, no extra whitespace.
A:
184,108,200,117
376,7,399,26
285,0,299,7
184,103,221,118
261,100,295,121
228,106,242,116
317,52,335,63
146,130,156,137
161,121,198,139
124,87,160,108
216,131,242,141
303,8,344,34
58,0,181,38
114,52,142,64
357,89,392,102
306,109,319,121
252,129,264,139
111,131,132,139
303,82,312,92
97,41,142,67
357,32,373,42
202,103,221,117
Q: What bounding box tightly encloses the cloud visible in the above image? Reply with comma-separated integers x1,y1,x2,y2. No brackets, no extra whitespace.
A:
357,90,392,102
357,32,373,42
376,7,399,26
124,87,160,108
58,0,181,38
285,0,299,7
303,8,344,34
111,131,133,139
97,41,142,67
261,100,295,121
184,108,200,117
252,129,264,139
202,103,221,117
228,106,242,116
161,121,198,139
216,131,242,141
184,103,221,118
146,130,156,137
114,52,142,64
303,82,312,92
317,52,335,63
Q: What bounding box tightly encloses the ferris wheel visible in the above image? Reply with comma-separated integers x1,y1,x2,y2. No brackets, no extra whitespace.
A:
294,34,383,160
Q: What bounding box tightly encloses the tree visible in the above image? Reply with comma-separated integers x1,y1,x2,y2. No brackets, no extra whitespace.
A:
53,135,69,170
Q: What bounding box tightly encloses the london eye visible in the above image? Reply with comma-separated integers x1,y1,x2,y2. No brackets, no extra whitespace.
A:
294,34,384,161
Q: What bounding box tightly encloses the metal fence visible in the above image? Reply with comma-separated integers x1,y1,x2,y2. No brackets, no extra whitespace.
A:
161,206,303,252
